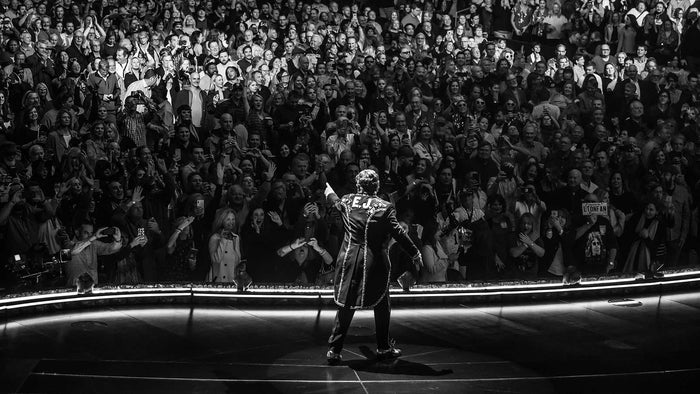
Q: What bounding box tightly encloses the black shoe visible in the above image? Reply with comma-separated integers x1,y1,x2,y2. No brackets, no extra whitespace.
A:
326,350,342,365
376,346,402,361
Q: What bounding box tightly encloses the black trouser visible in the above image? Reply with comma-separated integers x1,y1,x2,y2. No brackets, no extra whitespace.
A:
328,294,391,353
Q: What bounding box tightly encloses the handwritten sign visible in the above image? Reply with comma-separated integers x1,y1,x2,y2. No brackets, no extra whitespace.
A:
582,202,608,216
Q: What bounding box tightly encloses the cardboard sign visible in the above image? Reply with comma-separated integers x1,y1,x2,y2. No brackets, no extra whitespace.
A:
582,202,608,216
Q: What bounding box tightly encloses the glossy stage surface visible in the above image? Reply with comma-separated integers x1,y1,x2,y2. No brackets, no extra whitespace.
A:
2,291,700,393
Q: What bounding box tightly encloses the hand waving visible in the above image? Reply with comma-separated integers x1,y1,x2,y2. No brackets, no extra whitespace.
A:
132,185,144,202
265,162,277,181
268,211,282,226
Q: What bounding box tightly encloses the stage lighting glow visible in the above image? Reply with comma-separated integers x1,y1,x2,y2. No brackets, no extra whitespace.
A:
0,269,699,313
193,292,328,300
94,287,193,294
4,290,700,327
662,270,700,278
390,275,700,298
232,287,333,294
0,292,190,311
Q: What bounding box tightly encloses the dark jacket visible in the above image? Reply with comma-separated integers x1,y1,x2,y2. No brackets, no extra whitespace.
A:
330,193,420,309
25,53,55,87
65,43,89,70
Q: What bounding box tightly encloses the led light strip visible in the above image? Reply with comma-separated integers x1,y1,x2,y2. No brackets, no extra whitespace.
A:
0,287,192,305
94,287,192,294
230,287,333,294
660,271,700,278
213,276,638,294
28,366,700,383
580,277,639,285
194,292,330,300
1,271,699,312
0,292,190,311
390,276,700,298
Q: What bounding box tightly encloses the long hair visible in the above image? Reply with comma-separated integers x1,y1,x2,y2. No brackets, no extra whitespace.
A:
604,62,618,79
35,83,53,103
211,207,236,234
22,104,40,126
517,212,536,235
21,91,36,108
420,222,440,250
242,205,265,231
609,171,629,193
487,194,507,215
54,108,73,131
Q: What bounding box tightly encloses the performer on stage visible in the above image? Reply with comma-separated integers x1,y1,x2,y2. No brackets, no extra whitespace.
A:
324,169,423,365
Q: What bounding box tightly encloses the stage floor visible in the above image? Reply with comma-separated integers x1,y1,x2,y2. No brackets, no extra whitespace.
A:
2,291,700,393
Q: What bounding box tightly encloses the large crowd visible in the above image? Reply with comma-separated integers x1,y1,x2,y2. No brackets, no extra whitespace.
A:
0,0,699,290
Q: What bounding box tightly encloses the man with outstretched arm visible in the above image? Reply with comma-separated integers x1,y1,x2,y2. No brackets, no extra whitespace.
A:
324,169,423,365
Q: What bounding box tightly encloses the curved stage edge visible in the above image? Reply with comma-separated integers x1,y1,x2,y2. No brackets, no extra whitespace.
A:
2,268,700,316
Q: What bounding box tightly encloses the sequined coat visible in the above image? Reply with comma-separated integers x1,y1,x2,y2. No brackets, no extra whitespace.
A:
332,193,420,309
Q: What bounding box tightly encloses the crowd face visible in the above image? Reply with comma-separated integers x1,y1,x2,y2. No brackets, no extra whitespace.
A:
477,144,492,160
629,101,644,118
222,213,236,231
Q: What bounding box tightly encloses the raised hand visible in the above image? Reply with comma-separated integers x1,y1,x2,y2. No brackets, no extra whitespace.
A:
147,217,161,233
179,216,195,230
132,185,144,202
59,181,71,195
268,211,282,226
518,233,532,246
265,162,277,181
130,235,148,247
291,237,306,249
306,237,319,249
495,257,506,271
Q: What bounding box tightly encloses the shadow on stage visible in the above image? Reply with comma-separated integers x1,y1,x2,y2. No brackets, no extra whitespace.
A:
344,345,453,376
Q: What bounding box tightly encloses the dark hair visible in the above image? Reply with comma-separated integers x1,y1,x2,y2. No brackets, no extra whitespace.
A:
420,222,440,249
517,212,536,233
143,69,156,80
608,171,628,191
487,194,507,212
534,88,550,103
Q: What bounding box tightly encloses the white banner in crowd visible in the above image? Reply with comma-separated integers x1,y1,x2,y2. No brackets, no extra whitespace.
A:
582,203,608,216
